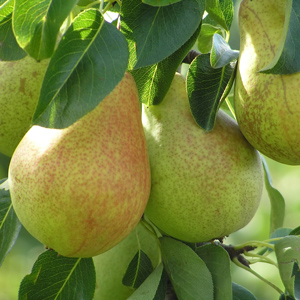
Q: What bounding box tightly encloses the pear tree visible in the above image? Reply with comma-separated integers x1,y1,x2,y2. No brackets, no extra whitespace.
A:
1,0,300,300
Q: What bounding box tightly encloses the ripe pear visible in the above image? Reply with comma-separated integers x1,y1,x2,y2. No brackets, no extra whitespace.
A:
0,56,48,157
234,0,300,165
8,72,151,258
93,221,160,300
142,73,263,243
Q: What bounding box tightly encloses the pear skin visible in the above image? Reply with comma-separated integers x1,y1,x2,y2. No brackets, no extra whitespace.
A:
93,222,159,300
0,56,48,157
9,72,151,258
234,0,300,165
142,73,263,243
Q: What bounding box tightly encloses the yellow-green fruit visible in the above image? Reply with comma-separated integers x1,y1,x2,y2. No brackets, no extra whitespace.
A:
0,56,48,157
234,0,300,165
9,72,151,258
142,73,263,243
93,222,159,300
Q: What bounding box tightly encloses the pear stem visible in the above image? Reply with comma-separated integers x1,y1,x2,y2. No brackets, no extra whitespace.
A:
233,257,283,295
234,241,275,251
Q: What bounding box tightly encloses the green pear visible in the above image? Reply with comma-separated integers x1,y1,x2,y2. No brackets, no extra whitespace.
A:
8,72,151,258
93,221,160,300
0,56,48,157
234,0,300,165
142,73,263,243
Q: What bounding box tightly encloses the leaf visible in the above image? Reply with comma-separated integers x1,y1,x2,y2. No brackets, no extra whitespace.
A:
0,179,22,267
275,235,300,298
128,264,168,300
160,237,214,300
132,24,201,106
13,0,78,60
121,0,204,69
196,244,232,300
122,250,154,289
262,157,285,235
210,33,239,68
232,282,258,300
186,53,236,131
260,0,300,74
0,0,26,60
205,0,234,32
19,250,95,300
197,23,223,54
33,8,129,128
142,0,182,6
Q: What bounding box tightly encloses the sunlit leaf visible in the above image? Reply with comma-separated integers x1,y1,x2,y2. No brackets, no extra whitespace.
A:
33,8,129,128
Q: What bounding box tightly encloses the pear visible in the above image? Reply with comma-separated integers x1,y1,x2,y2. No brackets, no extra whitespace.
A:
8,72,151,258
234,0,300,165
93,221,160,300
142,73,263,243
0,56,49,157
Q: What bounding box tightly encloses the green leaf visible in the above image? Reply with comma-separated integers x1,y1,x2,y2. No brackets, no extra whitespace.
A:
262,157,285,235
0,179,22,267
210,33,239,68
197,23,223,54
232,282,258,300
186,53,236,131
122,250,154,289
260,0,300,74
19,250,96,300
0,0,26,60
293,263,300,300
290,226,300,236
13,0,78,60
121,0,204,69
196,244,232,300
142,0,182,6
275,235,300,298
33,8,129,128
160,237,214,300
205,0,234,32
127,264,167,300
132,24,201,106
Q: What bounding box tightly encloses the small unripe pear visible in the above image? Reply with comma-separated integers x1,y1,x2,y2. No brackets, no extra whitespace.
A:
142,73,263,243
93,222,159,300
234,0,300,165
9,72,151,258
0,56,48,157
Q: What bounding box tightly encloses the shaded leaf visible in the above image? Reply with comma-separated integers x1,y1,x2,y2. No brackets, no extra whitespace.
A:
232,282,258,300
13,0,78,60
0,179,22,266
186,53,236,131
262,157,285,235
123,250,154,289
132,24,201,106
19,250,95,300
160,237,213,300
128,264,168,300
260,0,300,74
142,0,182,6
196,243,232,300
121,0,204,69
0,0,26,60
275,235,300,298
33,8,129,128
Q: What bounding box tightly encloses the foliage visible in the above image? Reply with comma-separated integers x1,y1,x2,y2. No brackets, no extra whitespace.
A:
1,0,300,299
